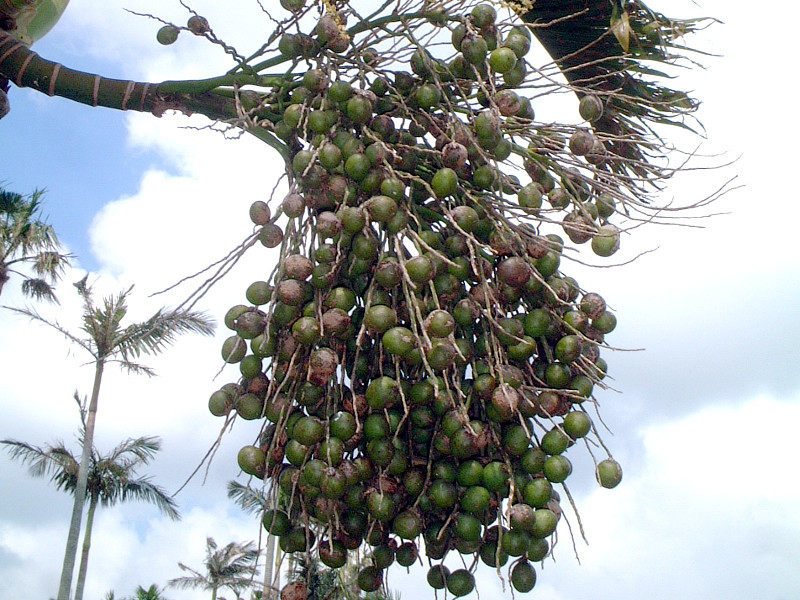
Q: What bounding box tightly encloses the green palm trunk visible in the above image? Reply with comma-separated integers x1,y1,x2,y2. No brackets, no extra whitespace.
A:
58,359,104,600
74,493,99,600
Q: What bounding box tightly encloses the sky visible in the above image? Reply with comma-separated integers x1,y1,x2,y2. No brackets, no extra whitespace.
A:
1,1,799,599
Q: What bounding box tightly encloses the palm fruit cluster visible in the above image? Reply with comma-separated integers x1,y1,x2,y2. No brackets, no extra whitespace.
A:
207,1,630,596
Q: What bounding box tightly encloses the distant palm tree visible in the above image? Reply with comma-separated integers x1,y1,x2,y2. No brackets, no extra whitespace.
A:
103,584,171,600
5,281,215,600
168,537,259,600
227,481,279,599
127,584,171,600
1,415,180,600
0,185,71,302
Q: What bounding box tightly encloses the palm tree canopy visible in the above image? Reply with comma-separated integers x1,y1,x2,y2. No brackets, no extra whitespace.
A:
128,584,170,600
168,537,259,594
5,281,215,370
1,432,180,520
0,185,71,302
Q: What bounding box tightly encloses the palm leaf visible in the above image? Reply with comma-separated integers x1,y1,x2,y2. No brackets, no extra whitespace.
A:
112,477,181,520
1,438,79,480
20,276,58,302
114,306,215,362
227,480,268,515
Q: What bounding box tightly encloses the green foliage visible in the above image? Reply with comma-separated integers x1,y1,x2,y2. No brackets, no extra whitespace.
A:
0,185,71,303
168,537,260,600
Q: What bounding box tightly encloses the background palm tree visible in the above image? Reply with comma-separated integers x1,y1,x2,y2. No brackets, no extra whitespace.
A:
1,408,181,600
5,280,215,600
127,584,171,600
168,537,259,600
227,481,279,600
103,584,170,600
0,185,71,302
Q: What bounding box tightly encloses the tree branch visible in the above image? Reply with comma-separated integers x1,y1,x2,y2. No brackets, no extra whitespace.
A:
0,29,239,121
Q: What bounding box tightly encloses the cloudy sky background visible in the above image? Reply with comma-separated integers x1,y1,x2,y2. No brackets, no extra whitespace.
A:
2,1,799,598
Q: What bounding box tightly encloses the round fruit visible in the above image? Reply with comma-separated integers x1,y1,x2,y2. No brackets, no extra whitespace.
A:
462,35,488,65
489,47,517,73
511,561,537,592
593,311,617,334
531,508,558,538
396,542,418,567
329,411,357,440
156,25,180,45
393,509,423,540
471,3,496,27
527,538,550,562
187,15,210,35
262,509,290,536
543,455,572,483
357,566,383,592
596,458,623,488
382,327,416,357
208,390,231,417
415,83,442,109
455,513,483,542
579,94,604,121
446,569,475,597
563,411,592,438
502,529,531,557
235,392,263,420
427,565,449,589
221,336,247,363
430,479,458,509
460,485,491,514
237,445,265,477
592,224,621,257
319,540,347,568
523,478,552,508
431,167,458,199
541,428,570,455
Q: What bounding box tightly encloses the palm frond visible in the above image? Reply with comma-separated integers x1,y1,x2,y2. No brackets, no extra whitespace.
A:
2,304,93,354
31,249,71,278
110,477,181,520
110,358,157,377
1,438,78,480
167,571,210,591
0,186,68,303
114,307,215,362
20,276,59,303
520,0,717,180
103,435,162,466
227,480,268,515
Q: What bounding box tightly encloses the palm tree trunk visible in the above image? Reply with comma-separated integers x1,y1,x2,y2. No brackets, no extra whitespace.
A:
262,533,275,599
57,359,104,600
73,495,98,600
0,267,8,295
